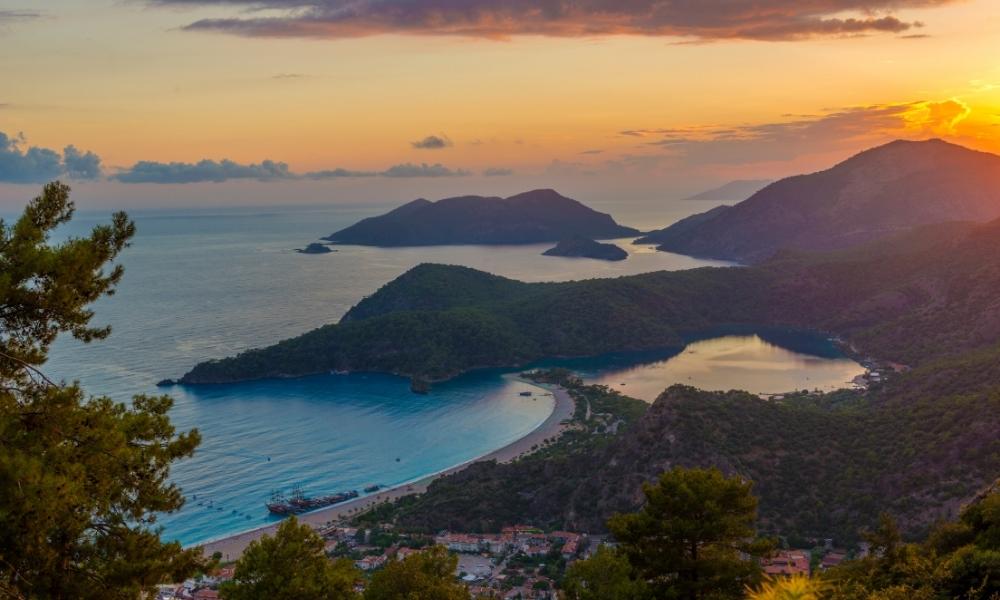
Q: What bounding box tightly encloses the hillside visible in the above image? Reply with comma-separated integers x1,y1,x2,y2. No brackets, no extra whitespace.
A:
324,188,640,246
380,365,1000,543
179,217,1000,385
643,139,1000,262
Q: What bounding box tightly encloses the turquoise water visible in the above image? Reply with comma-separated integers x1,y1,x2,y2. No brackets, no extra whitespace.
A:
159,372,551,546
31,203,860,546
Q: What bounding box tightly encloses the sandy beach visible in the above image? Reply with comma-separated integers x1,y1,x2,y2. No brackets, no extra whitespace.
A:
199,383,575,561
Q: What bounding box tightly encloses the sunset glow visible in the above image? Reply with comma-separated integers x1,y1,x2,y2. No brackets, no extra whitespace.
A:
1,0,998,206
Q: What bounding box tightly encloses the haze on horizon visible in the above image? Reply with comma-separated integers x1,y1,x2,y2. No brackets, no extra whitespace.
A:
1,0,999,209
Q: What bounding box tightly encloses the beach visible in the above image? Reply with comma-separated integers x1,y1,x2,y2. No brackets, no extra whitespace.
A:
199,383,575,561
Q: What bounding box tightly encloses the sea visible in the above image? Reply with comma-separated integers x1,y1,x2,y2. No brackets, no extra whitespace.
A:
33,200,863,546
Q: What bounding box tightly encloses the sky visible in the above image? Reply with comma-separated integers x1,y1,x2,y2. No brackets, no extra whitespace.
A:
1,0,999,208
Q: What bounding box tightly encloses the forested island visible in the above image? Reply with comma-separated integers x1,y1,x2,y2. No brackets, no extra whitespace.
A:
542,236,628,261
324,188,640,246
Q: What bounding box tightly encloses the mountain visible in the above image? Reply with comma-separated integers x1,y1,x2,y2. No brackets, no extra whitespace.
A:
681,179,772,202
542,236,628,261
178,215,1000,386
324,189,640,246
643,139,1000,263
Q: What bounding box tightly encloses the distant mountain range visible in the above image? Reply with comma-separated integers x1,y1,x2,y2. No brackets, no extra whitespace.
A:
641,139,1000,263
324,189,640,246
681,179,772,202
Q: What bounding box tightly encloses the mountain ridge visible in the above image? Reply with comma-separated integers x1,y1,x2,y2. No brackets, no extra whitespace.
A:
644,139,1000,263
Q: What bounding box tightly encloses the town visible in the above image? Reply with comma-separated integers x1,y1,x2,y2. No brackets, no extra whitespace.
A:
159,521,862,599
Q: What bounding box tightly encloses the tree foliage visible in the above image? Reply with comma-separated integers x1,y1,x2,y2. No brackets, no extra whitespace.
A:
221,517,357,600
363,545,469,600
561,546,648,600
607,467,771,600
828,486,1000,599
0,182,204,599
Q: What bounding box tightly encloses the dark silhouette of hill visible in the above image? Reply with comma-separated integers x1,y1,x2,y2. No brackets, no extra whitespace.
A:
643,139,1000,262
324,189,639,246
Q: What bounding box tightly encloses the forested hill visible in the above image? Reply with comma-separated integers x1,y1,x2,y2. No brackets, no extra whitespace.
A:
389,364,999,543
638,139,1000,263
179,217,1000,385
324,188,640,246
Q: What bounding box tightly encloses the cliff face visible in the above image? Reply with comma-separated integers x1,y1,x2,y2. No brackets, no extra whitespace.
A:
324,189,640,246
643,139,1000,263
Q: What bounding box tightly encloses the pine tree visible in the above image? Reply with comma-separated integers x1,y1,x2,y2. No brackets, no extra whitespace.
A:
0,182,205,599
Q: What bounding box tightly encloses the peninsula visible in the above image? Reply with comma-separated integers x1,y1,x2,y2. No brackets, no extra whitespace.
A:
324,188,640,246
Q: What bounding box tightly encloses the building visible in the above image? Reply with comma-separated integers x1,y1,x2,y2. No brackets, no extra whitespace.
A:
561,539,579,560
356,554,388,571
820,550,848,570
762,550,811,577
482,533,515,554
437,533,483,553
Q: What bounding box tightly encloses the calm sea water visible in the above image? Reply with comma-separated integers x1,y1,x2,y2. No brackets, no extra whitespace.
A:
548,329,865,401
32,202,860,545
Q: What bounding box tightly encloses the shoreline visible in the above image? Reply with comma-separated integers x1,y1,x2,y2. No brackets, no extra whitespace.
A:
197,382,576,562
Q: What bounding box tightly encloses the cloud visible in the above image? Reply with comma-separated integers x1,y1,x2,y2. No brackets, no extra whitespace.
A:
272,72,306,80
305,167,378,178
150,0,955,41
628,99,974,165
62,145,102,180
0,9,40,25
482,167,513,176
382,162,469,177
109,159,471,183
411,135,452,149
0,132,102,183
112,159,292,183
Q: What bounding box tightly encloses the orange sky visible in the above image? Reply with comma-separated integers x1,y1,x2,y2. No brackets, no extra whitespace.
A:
1,0,998,206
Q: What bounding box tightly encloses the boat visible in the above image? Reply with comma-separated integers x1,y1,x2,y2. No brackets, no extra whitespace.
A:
519,391,533,397
266,486,359,515
364,484,382,494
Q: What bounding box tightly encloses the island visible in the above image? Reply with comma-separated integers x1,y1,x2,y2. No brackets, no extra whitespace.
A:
295,242,334,254
640,139,1000,263
323,188,640,246
542,235,627,261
